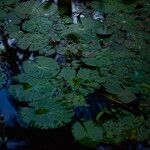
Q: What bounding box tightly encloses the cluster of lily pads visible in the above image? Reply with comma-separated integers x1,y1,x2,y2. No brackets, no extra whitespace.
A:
0,0,150,148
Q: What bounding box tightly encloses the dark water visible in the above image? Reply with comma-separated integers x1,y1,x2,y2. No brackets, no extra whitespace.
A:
0,89,16,127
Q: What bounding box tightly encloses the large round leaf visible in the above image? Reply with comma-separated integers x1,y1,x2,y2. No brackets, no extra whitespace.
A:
14,1,36,18
19,98,73,129
72,121,103,147
22,17,53,33
23,56,59,78
17,33,50,50
9,77,64,102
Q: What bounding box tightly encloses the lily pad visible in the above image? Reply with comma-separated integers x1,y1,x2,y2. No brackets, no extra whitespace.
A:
96,28,112,39
14,1,36,18
17,33,50,50
19,98,73,129
22,17,53,33
72,121,103,147
22,56,60,78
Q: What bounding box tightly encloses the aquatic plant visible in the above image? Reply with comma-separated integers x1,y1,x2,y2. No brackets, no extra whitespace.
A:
19,98,73,129
0,0,149,148
72,121,104,147
72,111,150,147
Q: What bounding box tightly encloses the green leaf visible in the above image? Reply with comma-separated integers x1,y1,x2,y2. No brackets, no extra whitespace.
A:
72,121,103,147
96,28,112,39
59,67,76,85
9,77,64,102
19,98,73,129
14,1,36,18
23,56,59,78
118,90,136,103
62,93,86,108
0,10,7,21
17,33,50,50
1,0,19,6
22,17,53,33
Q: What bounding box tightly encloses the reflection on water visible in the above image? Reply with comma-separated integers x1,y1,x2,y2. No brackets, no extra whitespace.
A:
0,89,29,150
0,89,18,128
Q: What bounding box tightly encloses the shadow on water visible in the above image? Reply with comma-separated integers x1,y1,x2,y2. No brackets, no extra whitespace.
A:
0,89,20,128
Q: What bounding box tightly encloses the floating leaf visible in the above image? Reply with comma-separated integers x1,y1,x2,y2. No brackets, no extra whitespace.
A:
59,67,76,85
103,112,150,144
23,56,59,78
14,1,36,18
0,10,7,21
96,28,112,39
22,17,53,33
9,77,64,102
0,0,19,6
118,90,137,103
19,98,73,129
17,33,50,50
63,93,86,108
72,111,150,146
72,121,103,147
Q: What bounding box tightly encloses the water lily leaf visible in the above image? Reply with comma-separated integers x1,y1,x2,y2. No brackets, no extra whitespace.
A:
23,56,59,78
118,90,137,103
1,0,19,5
0,10,7,21
17,33,49,50
81,18,103,32
7,33,24,46
61,24,82,37
12,73,46,86
137,119,150,141
91,0,134,14
9,77,64,102
72,121,103,147
5,12,21,25
77,69,92,80
19,98,73,129
103,112,150,144
59,67,76,85
22,17,53,33
14,1,36,18
72,111,150,146
83,50,113,67
63,93,86,108
39,45,55,56
96,28,112,39
32,3,58,17
104,80,123,94
4,24,20,34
